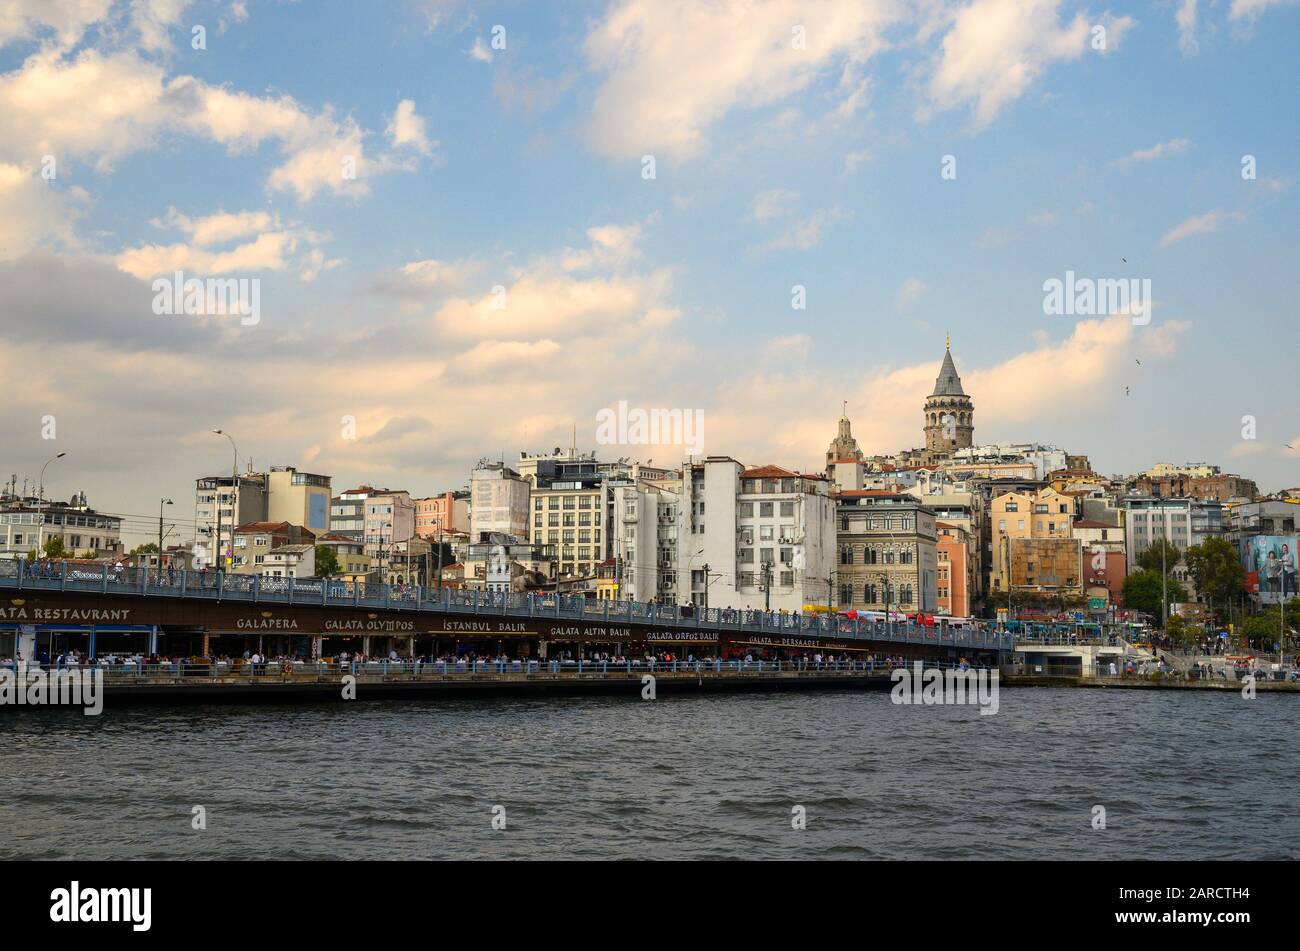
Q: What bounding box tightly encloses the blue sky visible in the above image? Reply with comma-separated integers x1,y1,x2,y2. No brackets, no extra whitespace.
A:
0,0,1296,542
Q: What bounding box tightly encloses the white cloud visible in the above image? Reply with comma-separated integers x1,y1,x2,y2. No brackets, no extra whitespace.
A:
153,207,275,247
116,208,332,279
129,0,191,52
1176,0,1199,53
582,0,901,161
924,0,1131,128
1229,0,1299,21
0,0,113,48
0,46,421,202
1113,137,1191,166
753,206,850,254
748,188,799,222
897,277,927,309
0,161,90,259
469,36,492,62
1158,210,1244,247
386,99,435,156
843,148,872,175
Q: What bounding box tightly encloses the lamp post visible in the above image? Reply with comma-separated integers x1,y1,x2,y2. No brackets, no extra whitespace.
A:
211,430,238,574
37,452,67,557
158,498,173,577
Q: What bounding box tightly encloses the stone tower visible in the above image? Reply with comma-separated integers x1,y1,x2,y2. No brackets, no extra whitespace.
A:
826,402,864,464
923,337,974,453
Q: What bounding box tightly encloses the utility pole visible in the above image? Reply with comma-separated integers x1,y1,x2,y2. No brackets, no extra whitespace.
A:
1281,568,1287,668
1160,528,1168,631
762,561,772,610
702,562,710,612
158,498,173,575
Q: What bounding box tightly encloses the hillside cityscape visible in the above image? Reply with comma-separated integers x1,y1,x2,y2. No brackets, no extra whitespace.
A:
4,338,1292,653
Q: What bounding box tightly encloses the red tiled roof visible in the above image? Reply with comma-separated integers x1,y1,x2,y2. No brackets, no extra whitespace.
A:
233,521,293,533
741,465,800,478
1072,519,1115,529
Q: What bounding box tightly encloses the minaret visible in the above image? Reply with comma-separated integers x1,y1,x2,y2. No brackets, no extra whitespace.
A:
923,336,974,453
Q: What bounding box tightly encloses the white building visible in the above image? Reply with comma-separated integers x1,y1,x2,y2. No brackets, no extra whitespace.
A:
610,478,682,604
946,443,1068,481
469,463,530,542
261,544,315,579
675,459,836,613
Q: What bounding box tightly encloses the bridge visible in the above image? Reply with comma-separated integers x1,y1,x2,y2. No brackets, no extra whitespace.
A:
0,561,1014,663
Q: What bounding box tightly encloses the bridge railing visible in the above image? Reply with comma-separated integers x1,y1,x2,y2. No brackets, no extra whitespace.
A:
8,657,999,684
0,560,1016,653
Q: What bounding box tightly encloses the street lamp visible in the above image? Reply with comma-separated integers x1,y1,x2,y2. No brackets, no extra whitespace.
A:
211,430,238,572
37,452,67,556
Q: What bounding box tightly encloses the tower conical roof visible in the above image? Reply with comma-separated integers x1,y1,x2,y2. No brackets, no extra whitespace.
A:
931,345,966,397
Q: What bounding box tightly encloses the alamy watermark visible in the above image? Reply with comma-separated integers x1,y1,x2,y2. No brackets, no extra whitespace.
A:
1042,270,1150,325
595,401,704,455
0,668,103,714
152,270,261,326
890,662,999,716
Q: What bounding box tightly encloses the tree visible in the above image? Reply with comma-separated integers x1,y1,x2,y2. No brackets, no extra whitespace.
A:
42,536,69,560
1122,569,1188,619
314,545,341,578
1164,613,1198,649
1137,538,1181,574
1183,537,1246,617
130,543,159,555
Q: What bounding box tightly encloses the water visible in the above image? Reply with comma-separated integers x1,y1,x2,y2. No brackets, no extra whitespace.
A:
1,688,1296,860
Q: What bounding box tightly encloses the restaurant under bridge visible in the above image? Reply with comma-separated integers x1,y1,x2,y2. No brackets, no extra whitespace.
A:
0,562,1013,666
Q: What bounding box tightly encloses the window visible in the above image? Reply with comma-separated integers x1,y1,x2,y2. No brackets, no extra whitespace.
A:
780,572,793,586
739,502,753,517
760,548,774,564
780,501,794,517
760,525,773,541
780,548,793,564
738,549,753,563
839,584,853,605
760,502,774,517
1004,502,1019,512
840,547,852,565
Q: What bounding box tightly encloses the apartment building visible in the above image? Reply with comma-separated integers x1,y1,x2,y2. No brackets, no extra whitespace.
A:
364,490,415,575
469,464,530,542
231,522,315,574
414,491,470,538
195,472,268,565
262,544,315,579
936,522,970,617
610,478,681,604
835,491,938,613
989,486,1078,591
0,492,122,560
266,467,332,535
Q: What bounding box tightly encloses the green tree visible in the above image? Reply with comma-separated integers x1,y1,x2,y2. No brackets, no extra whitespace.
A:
1137,538,1181,574
1122,569,1188,619
314,545,341,577
1183,537,1246,616
130,543,160,555
1241,604,1298,652
42,536,70,559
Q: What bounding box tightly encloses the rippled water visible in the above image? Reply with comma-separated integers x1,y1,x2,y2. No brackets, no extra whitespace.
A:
1,688,1296,860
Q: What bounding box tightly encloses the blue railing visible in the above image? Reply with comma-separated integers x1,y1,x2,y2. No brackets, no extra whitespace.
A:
0,560,1015,652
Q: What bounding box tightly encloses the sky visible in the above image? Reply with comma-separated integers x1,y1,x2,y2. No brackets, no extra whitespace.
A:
0,0,1297,545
